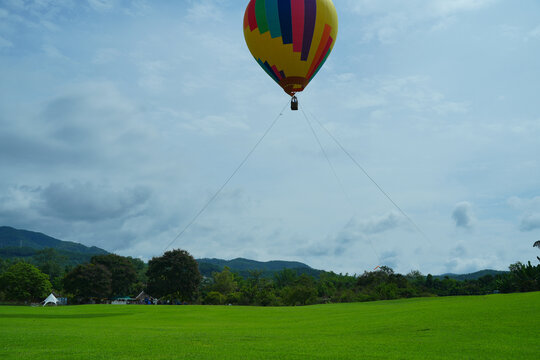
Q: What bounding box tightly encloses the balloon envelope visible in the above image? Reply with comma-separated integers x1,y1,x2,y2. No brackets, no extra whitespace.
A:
243,0,338,96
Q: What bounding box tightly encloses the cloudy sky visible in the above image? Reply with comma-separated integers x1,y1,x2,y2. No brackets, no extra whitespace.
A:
1,0,539,275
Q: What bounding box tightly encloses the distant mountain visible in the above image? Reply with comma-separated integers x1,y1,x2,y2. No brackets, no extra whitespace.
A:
197,258,510,281
435,269,508,281
197,257,322,279
0,226,109,264
198,257,311,271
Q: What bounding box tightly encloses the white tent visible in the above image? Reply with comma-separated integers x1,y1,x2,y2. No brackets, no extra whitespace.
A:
42,293,59,306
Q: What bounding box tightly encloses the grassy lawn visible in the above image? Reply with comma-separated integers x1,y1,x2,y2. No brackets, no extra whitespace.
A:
1,292,538,359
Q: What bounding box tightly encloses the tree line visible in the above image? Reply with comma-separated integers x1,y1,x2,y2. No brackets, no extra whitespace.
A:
1,248,539,305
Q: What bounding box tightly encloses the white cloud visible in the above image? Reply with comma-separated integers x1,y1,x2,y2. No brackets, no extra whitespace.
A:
87,0,117,12
186,0,225,22
508,197,540,231
180,113,249,136
520,214,540,232
345,0,497,43
528,25,540,39
0,186,39,217
379,250,399,269
444,256,496,274
346,0,496,17
452,202,476,229
1,0,75,27
0,35,13,49
335,212,405,245
39,181,151,222
508,196,540,209
356,212,405,235
42,44,69,60
429,0,496,16
336,75,467,115
92,48,120,64
123,0,149,16
0,182,151,223
137,60,168,92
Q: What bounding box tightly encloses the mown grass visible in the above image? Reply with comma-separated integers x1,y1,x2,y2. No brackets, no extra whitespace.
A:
1,292,538,359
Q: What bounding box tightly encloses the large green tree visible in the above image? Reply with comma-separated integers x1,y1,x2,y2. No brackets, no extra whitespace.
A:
212,267,238,296
0,262,52,302
63,263,112,302
91,254,137,297
281,274,317,306
146,249,201,301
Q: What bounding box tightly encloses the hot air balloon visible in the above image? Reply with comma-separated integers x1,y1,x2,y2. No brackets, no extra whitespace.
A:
243,0,338,110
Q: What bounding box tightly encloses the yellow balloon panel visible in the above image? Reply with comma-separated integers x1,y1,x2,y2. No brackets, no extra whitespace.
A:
244,0,338,95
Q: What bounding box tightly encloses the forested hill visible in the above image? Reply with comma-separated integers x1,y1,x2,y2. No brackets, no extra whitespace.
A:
0,226,108,263
197,257,322,278
435,269,508,281
198,258,311,271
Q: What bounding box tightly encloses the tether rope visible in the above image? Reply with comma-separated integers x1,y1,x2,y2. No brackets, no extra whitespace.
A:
163,101,290,252
301,107,431,245
301,108,383,264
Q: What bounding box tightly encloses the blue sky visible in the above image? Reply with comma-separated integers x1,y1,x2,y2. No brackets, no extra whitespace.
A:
1,0,539,275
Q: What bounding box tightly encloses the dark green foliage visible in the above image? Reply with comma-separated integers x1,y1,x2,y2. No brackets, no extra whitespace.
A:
198,267,240,305
61,254,143,301
281,274,318,306
3,227,538,306
355,266,419,300
0,262,52,302
274,268,298,289
212,267,238,296
0,247,37,258
203,260,537,306
146,249,201,301
241,270,278,306
91,254,137,297
0,258,8,273
198,263,532,306
497,262,540,293
63,263,112,302
129,257,148,282
128,257,148,294
204,291,225,305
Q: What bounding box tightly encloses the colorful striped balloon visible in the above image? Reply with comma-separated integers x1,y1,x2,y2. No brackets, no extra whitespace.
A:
243,0,338,96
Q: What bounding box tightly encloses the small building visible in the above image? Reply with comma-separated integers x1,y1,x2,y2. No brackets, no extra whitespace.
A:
111,296,134,305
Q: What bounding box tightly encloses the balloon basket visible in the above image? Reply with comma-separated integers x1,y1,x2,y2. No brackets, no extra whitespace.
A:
291,96,298,111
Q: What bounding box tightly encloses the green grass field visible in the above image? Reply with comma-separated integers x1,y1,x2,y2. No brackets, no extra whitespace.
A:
1,292,539,359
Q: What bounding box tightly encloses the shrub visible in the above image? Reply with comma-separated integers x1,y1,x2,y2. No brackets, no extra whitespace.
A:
205,291,225,305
